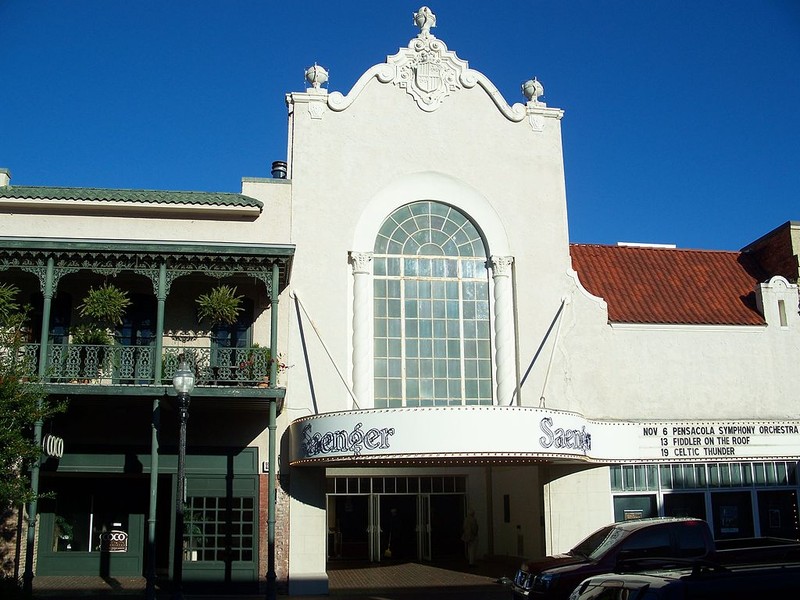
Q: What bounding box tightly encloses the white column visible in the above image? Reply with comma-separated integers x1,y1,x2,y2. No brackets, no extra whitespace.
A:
288,468,329,595
491,255,515,405
349,251,373,409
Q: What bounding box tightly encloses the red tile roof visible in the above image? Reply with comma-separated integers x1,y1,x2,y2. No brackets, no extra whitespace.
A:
569,244,767,325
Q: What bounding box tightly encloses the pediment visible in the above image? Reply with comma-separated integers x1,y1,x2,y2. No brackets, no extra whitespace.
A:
328,29,527,120
291,7,561,125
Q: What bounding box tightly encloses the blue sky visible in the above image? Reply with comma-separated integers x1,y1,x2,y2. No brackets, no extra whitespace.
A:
1,1,798,250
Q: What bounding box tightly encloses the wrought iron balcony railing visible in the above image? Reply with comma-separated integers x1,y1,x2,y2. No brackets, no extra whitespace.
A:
16,343,278,387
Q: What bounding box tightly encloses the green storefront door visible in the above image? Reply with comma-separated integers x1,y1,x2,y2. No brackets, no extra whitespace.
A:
171,448,260,584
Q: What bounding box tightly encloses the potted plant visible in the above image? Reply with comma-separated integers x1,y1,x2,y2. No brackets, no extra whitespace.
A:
77,282,131,328
238,343,270,383
256,350,290,387
196,285,244,383
69,283,130,380
196,284,244,327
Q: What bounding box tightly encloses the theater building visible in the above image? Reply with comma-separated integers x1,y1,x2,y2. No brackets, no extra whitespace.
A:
2,7,799,597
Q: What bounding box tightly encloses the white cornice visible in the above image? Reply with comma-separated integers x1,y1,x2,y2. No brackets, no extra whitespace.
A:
0,198,261,218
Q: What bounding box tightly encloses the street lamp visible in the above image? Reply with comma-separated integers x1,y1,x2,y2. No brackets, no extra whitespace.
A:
172,359,195,600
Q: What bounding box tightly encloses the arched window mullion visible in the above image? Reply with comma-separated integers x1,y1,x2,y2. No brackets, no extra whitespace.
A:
373,202,491,409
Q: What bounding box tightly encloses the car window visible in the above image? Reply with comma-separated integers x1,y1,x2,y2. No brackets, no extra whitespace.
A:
619,528,671,557
572,525,617,558
586,529,626,560
674,523,707,557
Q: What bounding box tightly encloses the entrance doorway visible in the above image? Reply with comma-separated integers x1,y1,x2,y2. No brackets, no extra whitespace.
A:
326,475,467,564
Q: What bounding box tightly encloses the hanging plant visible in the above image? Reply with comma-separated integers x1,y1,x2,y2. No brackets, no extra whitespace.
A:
196,285,244,327
71,283,130,351
77,283,131,328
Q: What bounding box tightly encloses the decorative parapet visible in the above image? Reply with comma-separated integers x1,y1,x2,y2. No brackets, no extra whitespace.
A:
290,6,564,124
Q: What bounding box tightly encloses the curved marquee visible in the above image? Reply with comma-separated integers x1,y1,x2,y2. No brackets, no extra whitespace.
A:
289,406,800,466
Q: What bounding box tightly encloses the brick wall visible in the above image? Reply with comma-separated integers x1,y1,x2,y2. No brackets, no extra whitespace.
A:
0,506,25,579
259,473,290,592
743,222,800,283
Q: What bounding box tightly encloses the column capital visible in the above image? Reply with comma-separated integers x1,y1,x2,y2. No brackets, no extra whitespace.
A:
491,255,514,277
349,251,373,274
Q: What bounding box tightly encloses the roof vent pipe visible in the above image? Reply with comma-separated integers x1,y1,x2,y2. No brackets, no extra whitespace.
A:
271,161,288,179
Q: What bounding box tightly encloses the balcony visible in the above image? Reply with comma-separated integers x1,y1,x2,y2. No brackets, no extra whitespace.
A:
20,343,277,387
1,237,295,398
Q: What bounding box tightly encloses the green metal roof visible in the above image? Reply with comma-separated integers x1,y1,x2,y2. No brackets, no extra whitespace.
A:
0,185,262,208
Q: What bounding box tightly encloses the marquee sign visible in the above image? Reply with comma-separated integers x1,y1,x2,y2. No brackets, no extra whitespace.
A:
288,406,800,466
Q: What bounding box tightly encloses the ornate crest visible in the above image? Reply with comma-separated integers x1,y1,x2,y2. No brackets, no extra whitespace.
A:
393,37,464,112
415,57,442,93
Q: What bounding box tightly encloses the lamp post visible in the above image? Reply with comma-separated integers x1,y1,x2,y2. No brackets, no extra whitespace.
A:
172,360,195,600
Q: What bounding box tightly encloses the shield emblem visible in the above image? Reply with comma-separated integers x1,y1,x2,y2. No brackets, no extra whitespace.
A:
415,62,442,94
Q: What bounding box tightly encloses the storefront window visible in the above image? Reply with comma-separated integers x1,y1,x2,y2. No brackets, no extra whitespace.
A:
757,490,799,539
42,477,142,554
184,496,254,562
711,491,754,538
663,492,706,520
613,495,657,522
612,461,800,537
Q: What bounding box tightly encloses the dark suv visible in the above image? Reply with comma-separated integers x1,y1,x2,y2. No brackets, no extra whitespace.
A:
512,518,715,599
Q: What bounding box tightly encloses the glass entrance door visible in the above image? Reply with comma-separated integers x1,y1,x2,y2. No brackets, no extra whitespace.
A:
326,475,468,564
418,494,431,561
327,495,369,560
379,494,416,561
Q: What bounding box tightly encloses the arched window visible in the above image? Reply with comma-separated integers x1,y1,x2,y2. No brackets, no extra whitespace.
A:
373,201,492,407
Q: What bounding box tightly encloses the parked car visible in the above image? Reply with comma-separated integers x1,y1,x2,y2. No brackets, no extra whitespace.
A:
567,559,800,599
510,517,800,599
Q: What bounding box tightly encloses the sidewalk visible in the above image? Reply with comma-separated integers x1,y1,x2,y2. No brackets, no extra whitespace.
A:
28,555,522,598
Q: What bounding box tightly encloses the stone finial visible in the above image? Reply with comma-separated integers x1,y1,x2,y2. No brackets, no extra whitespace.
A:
413,6,436,37
305,63,329,89
522,77,544,104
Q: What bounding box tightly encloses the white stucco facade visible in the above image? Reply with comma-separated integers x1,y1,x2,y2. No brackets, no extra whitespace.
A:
271,12,800,593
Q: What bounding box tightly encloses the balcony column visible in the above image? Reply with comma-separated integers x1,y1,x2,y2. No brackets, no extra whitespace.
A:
154,262,167,383
23,256,54,595
266,261,280,600
349,251,373,409
491,255,516,406
36,257,55,378
145,262,167,600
